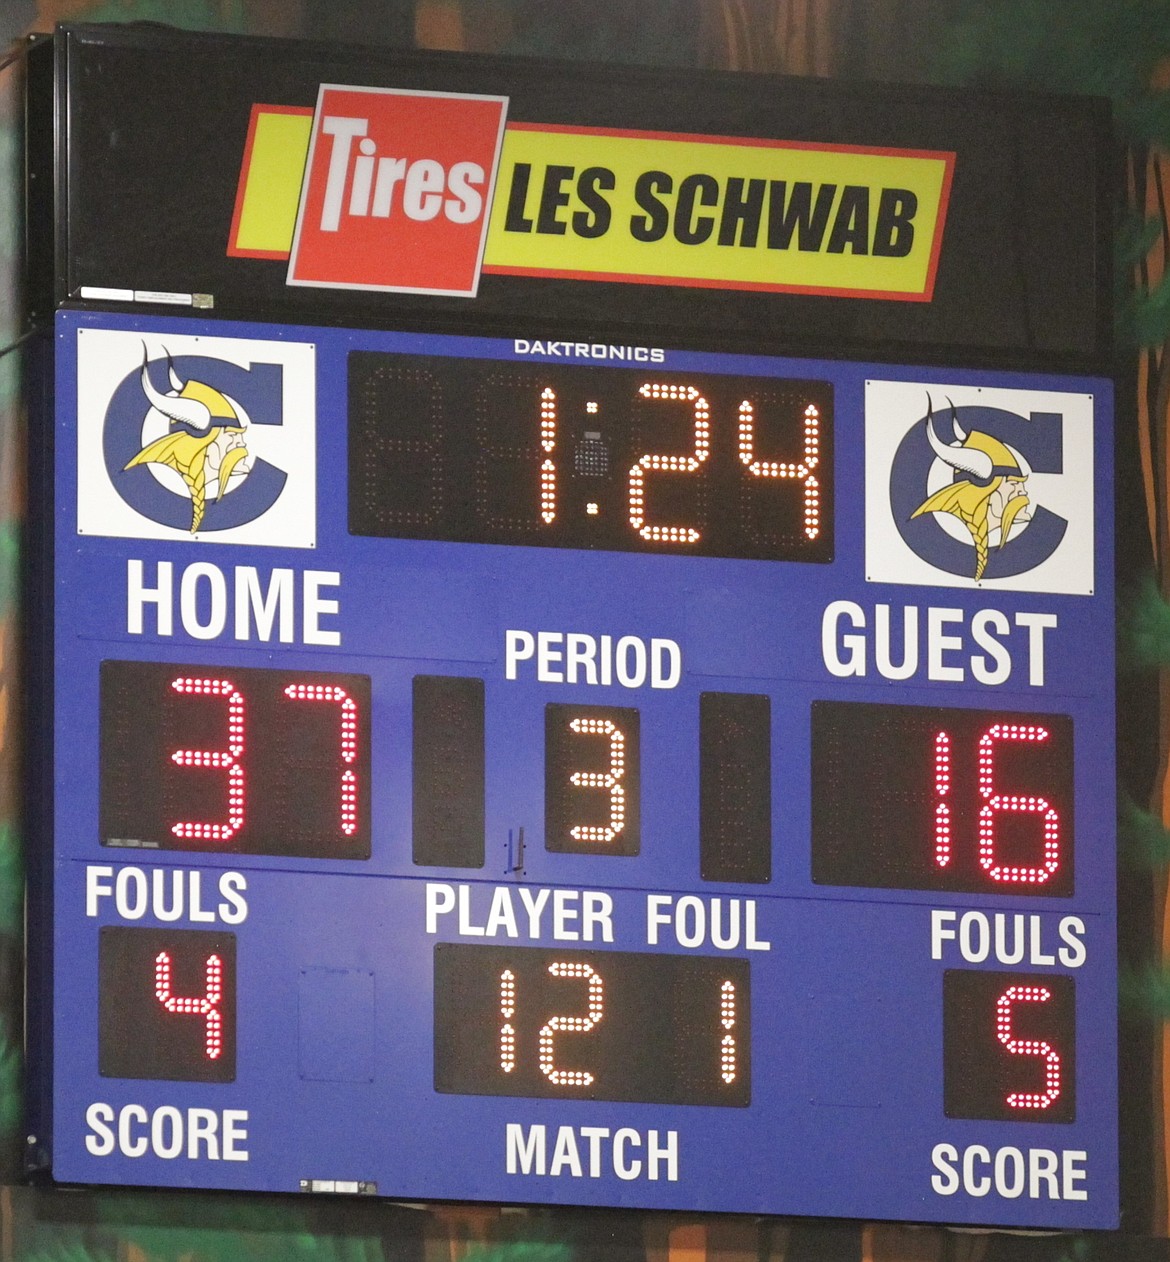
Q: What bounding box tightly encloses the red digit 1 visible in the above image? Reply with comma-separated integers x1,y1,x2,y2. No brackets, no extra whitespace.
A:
499,969,517,1074
720,979,738,1084
169,676,245,842
933,729,951,868
540,387,556,525
283,684,360,836
979,723,1060,885
996,983,1061,1110
154,949,225,1060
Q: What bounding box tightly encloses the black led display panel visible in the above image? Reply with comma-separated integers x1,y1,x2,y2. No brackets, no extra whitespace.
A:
349,353,833,561
434,944,750,1106
99,926,237,1082
545,703,641,856
700,691,771,884
944,969,1075,1124
100,660,372,859
413,674,486,868
811,701,1074,896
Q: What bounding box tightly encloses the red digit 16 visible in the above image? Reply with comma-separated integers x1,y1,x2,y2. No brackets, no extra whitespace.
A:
933,722,1060,885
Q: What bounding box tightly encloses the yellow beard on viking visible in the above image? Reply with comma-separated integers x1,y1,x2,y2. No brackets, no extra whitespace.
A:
996,482,1031,542
124,427,238,533
129,361,250,533
910,414,1032,582
912,474,1030,582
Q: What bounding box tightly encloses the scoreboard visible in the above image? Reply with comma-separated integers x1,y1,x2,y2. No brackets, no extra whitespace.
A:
27,23,1117,1233
38,312,1115,1226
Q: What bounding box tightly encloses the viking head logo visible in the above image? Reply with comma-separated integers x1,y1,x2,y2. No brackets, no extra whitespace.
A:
910,396,1032,581
128,348,253,533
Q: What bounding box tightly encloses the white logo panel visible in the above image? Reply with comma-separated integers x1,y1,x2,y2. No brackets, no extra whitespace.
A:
76,328,316,548
865,380,1094,595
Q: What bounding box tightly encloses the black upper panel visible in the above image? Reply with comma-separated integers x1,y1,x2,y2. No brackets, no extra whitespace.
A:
46,23,1111,370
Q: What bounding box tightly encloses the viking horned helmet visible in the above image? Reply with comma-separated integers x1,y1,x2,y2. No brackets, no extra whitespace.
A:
139,347,242,432
924,397,1030,484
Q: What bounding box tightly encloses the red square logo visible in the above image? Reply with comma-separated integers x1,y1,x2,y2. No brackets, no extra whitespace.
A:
288,85,508,297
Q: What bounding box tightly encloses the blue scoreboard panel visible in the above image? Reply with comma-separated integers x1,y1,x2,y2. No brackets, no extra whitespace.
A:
44,306,1116,1228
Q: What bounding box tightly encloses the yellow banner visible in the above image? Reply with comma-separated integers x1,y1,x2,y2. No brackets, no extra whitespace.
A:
230,112,953,300
229,107,315,259
486,125,952,299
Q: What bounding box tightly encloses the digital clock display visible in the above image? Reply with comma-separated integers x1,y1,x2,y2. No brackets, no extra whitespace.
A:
812,701,1074,895
348,355,833,561
100,661,372,858
434,944,750,1106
